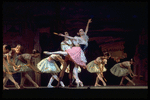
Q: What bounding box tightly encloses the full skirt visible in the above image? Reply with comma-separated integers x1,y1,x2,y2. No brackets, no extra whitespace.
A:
110,63,130,77
37,57,60,74
87,60,107,73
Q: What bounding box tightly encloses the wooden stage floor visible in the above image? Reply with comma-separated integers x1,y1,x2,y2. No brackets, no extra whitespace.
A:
3,85,148,99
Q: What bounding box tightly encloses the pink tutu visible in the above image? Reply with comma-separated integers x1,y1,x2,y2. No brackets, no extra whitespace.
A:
66,47,86,67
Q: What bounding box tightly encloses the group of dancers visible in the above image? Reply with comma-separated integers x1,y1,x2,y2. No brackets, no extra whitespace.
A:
3,18,137,90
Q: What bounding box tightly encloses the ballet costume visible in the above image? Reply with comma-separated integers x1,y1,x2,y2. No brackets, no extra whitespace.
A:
60,64,83,87
37,54,65,87
15,53,39,88
110,61,131,77
3,53,20,89
87,60,107,86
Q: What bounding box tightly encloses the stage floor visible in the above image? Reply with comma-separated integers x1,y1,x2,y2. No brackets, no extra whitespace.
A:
4,85,148,90
3,86,148,99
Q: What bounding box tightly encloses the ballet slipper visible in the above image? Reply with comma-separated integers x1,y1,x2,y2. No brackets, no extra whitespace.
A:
15,83,20,89
20,85,25,89
79,81,84,87
60,81,65,87
3,86,9,90
75,80,79,87
47,85,54,88
94,83,101,87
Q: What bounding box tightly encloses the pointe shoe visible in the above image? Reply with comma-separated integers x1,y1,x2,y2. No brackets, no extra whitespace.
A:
75,80,80,87
79,81,84,87
47,85,54,88
60,81,65,87
103,83,107,86
15,83,20,89
3,86,9,90
94,83,101,87
132,82,136,86
34,83,39,88
20,85,25,89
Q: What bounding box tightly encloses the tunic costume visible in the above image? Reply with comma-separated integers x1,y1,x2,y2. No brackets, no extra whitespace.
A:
110,61,131,77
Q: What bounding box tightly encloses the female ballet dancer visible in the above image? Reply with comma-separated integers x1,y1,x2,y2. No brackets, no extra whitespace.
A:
15,48,41,88
87,56,107,86
57,19,91,52
44,41,87,87
3,44,21,89
60,32,84,87
37,54,65,87
110,58,137,86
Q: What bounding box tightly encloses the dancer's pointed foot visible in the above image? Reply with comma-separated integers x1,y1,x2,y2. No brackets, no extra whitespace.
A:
15,83,20,89
60,81,65,87
132,82,136,86
34,83,39,88
68,83,76,87
20,85,25,89
47,85,54,88
3,86,9,90
119,83,125,86
79,81,84,87
94,83,101,87
103,83,107,86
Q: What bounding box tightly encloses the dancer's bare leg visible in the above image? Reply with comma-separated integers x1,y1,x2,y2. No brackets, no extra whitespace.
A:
24,72,39,87
98,74,106,86
52,74,65,87
56,60,68,87
3,76,9,90
94,73,101,86
120,76,125,85
68,61,74,87
20,76,26,89
125,76,135,86
6,74,20,89
3,76,8,86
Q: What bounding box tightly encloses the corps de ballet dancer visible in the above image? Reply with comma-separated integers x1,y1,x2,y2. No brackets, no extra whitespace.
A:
3,44,21,89
87,56,107,86
37,54,65,88
15,46,40,89
110,58,137,86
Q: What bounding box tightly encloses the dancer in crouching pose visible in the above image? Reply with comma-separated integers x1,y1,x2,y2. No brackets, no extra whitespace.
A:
87,56,107,86
3,44,21,89
37,54,65,88
15,48,40,88
110,58,137,86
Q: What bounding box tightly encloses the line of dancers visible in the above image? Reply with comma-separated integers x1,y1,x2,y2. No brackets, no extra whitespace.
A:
3,18,137,90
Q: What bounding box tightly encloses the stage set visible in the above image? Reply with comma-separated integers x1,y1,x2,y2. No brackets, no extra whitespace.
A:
3,1,148,99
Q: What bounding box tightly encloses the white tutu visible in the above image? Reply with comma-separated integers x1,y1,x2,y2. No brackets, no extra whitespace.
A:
37,57,60,74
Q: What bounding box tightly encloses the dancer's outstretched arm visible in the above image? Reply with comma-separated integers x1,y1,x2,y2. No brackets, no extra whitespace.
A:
26,60,40,73
6,54,18,68
85,19,92,35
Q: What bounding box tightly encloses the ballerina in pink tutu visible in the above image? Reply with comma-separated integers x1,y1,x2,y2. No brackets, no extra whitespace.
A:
44,38,87,87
